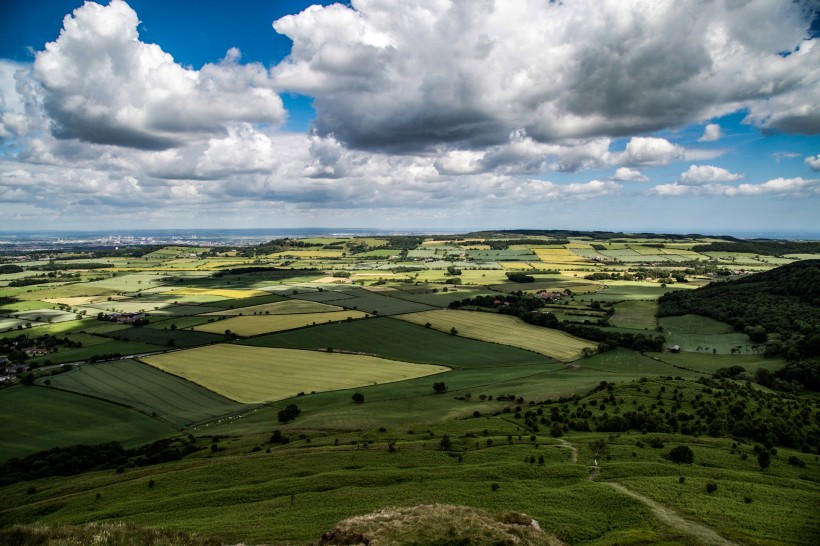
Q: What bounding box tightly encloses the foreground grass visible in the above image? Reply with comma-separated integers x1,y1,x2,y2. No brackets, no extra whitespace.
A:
0,386,176,461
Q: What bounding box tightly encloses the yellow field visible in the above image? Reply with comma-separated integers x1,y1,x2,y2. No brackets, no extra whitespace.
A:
168,288,270,299
397,309,596,362
204,299,342,316
533,249,590,263
500,262,536,270
44,295,128,306
194,310,369,336
142,345,449,403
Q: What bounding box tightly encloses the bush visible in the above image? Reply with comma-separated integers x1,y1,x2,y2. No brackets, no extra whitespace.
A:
433,381,448,394
706,482,718,494
669,445,694,464
352,393,364,404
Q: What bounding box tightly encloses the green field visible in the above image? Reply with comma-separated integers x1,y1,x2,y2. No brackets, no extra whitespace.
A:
296,287,436,315
398,309,596,361
609,300,658,330
27,340,165,365
660,315,757,354
0,386,176,461
37,360,252,428
142,344,450,403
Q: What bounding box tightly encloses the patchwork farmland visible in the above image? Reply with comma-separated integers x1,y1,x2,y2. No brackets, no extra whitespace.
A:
1,232,818,545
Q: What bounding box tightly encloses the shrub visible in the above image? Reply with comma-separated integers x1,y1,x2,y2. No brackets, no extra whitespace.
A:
669,445,694,464
706,482,718,494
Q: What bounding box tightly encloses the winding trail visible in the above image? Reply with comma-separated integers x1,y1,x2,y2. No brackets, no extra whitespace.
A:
559,439,738,546
555,438,578,463
601,482,739,546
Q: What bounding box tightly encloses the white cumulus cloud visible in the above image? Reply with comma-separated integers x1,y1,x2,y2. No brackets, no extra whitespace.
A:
33,0,285,150
679,165,744,185
806,154,820,171
698,123,722,142
612,167,649,182
271,0,820,152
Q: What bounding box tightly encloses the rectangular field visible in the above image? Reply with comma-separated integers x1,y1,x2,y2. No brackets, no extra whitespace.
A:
39,359,251,428
141,344,450,403
192,310,370,337
295,287,436,315
204,299,342,316
396,309,596,362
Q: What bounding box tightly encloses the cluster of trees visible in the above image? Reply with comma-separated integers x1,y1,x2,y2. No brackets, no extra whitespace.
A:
277,404,301,423
691,241,820,256
505,272,534,283
658,260,820,360
0,438,202,485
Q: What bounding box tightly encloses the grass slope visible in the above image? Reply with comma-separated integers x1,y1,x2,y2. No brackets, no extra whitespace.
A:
0,386,175,461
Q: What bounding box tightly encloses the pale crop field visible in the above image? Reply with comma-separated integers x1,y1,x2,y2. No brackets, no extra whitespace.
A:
396,309,596,362
193,310,370,336
167,287,270,299
141,344,450,403
204,299,342,316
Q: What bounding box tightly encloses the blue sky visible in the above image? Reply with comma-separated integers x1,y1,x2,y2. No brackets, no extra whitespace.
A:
0,0,819,234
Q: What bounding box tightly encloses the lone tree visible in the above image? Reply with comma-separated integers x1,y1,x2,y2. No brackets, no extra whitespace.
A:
433,381,448,394
439,434,453,451
352,392,364,404
589,439,608,465
757,450,771,471
669,445,694,464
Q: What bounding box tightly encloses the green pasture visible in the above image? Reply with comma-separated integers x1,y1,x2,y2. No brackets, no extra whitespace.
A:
5,308,82,324
651,351,787,374
14,284,117,301
142,345,450,403
574,281,688,303
659,314,758,354
27,340,165,365
0,386,176,461
38,359,252,428
658,314,733,334
0,318,99,339
97,326,223,348
295,287,436,315
609,300,658,330
0,299,61,312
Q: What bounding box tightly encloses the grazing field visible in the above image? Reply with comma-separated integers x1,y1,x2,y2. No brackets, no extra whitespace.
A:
204,298,342,316
37,360,251,428
26,340,165,366
242,317,556,368
141,344,450,403
0,386,176,461
192,310,369,337
609,300,658,330
651,351,788,374
397,309,596,361
659,314,757,354
97,326,223,348
295,287,436,315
